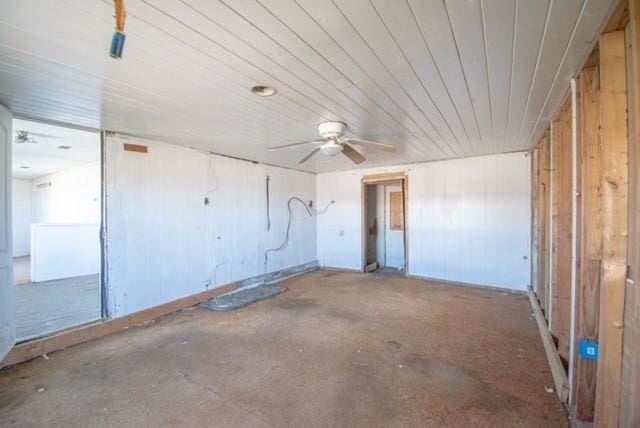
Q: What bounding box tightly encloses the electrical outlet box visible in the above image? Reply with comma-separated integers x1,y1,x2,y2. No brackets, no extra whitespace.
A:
579,340,599,360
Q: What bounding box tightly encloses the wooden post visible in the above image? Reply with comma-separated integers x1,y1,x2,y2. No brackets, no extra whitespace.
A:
551,117,560,339
538,135,551,316
571,65,602,423
620,1,640,425
594,30,628,428
551,98,574,363
531,147,540,294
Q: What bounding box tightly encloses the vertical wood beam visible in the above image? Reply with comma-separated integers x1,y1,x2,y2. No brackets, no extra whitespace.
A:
532,147,541,295
568,78,580,400
552,98,574,363
539,135,551,316
571,65,602,423
595,30,628,428
551,117,561,336
540,135,552,322
620,1,640,425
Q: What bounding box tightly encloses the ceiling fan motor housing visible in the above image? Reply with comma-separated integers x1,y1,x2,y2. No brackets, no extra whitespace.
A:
317,121,347,139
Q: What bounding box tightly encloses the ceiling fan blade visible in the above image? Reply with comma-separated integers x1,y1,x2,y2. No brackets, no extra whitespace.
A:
269,140,324,151
298,147,321,164
15,130,59,139
27,132,61,139
345,138,396,153
341,143,366,165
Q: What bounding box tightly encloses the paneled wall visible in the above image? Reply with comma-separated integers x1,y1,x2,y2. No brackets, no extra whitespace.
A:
104,135,316,317
31,161,100,224
10,179,31,257
317,152,531,291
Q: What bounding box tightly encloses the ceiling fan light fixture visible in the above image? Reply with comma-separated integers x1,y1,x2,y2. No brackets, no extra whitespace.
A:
320,142,343,157
251,85,276,97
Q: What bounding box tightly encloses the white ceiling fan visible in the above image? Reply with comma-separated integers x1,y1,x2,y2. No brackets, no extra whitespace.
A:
14,130,60,144
269,121,396,165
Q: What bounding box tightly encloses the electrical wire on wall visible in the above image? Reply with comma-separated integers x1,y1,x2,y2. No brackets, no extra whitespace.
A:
264,197,312,271
266,175,271,231
315,199,335,215
263,198,335,272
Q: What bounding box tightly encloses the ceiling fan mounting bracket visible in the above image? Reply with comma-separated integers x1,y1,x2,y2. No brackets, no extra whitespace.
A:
317,121,347,139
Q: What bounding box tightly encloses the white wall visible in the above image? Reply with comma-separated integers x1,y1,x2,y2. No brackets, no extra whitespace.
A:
31,161,100,224
316,152,531,291
31,223,99,282
11,179,31,257
105,135,317,317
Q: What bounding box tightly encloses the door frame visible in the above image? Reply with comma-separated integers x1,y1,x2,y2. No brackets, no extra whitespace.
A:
10,116,107,343
361,172,409,275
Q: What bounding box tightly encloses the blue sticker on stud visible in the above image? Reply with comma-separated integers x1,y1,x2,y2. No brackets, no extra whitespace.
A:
579,340,599,361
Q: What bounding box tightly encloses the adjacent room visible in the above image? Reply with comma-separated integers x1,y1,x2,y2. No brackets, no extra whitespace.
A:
0,0,639,427
11,119,101,341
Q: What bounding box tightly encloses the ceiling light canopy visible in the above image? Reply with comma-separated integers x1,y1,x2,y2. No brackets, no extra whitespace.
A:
251,85,276,97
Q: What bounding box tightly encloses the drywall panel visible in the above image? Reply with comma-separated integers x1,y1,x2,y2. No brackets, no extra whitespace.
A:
11,179,31,257
31,161,100,224
30,223,99,282
105,135,316,317
316,152,531,290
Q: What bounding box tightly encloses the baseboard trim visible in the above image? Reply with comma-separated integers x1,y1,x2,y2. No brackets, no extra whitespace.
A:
1,261,318,369
406,273,527,295
319,266,363,273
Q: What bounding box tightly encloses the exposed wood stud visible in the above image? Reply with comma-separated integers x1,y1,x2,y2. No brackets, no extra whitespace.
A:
571,65,602,423
594,30,628,428
531,146,541,295
620,1,640,425
551,97,574,363
540,134,552,318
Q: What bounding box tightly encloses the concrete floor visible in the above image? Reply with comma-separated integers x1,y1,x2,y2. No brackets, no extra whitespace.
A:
15,273,101,341
0,270,567,427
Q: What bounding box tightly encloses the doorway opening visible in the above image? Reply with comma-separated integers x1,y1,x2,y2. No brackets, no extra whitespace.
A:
11,118,102,342
362,176,407,276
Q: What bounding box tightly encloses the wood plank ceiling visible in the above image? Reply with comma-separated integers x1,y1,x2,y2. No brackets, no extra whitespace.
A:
0,0,616,172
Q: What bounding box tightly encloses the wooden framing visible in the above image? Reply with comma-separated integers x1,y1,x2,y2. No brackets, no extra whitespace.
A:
594,30,629,428
519,1,635,424
361,172,407,184
571,65,603,422
532,135,552,319
360,173,409,274
620,2,640,426
550,97,574,363
531,148,541,296
529,290,570,402
531,134,552,320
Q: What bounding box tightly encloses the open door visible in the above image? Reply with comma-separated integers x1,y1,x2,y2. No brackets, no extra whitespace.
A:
0,104,14,360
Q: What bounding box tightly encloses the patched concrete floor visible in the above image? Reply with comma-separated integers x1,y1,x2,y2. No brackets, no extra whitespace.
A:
0,270,568,427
